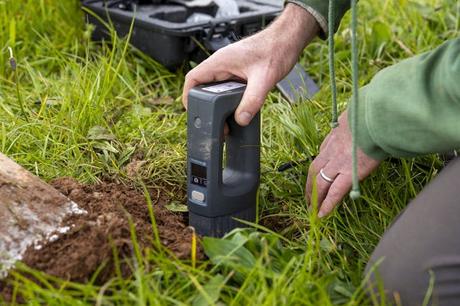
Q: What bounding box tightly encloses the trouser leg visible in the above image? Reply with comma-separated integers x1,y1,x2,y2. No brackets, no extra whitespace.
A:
365,157,460,306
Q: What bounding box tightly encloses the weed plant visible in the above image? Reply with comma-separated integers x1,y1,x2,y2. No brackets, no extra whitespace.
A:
0,0,458,305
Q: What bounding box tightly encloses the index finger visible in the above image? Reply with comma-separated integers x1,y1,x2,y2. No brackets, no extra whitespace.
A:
182,62,234,109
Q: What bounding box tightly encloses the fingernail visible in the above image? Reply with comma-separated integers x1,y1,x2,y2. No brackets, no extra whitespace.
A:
238,112,253,126
318,211,326,218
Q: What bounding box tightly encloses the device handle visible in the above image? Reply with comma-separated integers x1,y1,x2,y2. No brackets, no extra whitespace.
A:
220,111,260,195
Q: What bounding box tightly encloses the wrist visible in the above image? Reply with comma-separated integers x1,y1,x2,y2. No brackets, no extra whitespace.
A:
239,3,320,80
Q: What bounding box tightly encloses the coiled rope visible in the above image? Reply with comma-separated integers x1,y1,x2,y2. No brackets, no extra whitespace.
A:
328,0,361,199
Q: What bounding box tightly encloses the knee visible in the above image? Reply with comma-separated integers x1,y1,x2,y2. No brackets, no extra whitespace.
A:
365,253,460,306
364,253,430,305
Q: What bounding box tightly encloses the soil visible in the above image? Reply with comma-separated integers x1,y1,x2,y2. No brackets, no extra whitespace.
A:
0,154,83,279
12,178,202,284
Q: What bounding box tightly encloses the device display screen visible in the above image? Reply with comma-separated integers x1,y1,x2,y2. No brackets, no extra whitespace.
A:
191,163,207,187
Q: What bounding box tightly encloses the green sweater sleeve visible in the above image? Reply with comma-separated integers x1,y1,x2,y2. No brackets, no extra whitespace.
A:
285,0,351,38
354,38,460,160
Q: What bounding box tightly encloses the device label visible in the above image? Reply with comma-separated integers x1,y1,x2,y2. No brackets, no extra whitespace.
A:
202,82,245,93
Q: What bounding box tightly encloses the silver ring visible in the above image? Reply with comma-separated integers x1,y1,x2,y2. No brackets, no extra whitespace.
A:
320,168,335,183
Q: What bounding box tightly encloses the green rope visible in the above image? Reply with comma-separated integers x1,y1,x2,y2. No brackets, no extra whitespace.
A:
327,0,360,199
328,0,339,128
349,0,361,199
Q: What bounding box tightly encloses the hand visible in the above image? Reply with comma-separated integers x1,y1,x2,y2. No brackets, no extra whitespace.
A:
306,111,381,218
182,3,320,126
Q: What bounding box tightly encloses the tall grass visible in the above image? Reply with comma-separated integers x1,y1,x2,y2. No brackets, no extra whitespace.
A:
0,0,458,305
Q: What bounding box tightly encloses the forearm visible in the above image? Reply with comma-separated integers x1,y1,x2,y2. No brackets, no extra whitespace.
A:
354,38,460,159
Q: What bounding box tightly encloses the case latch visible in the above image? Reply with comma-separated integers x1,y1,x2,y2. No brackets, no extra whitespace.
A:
202,22,239,52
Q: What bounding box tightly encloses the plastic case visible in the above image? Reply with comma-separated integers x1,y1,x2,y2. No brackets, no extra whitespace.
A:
82,0,282,69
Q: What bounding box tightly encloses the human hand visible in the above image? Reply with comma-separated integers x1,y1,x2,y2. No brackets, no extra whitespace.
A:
182,3,320,126
306,111,381,218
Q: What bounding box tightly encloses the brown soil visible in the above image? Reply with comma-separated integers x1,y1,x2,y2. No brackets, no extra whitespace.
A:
17,177,202,284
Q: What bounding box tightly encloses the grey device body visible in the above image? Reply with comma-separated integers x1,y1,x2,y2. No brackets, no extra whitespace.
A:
187,82,260,238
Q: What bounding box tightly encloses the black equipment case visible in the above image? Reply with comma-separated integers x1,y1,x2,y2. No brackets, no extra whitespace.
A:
82,0,319,102
82,0,282,70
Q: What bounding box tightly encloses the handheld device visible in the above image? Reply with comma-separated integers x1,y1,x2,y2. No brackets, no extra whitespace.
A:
187,81,260,237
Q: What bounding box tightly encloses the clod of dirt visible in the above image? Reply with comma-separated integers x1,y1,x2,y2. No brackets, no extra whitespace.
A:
18,178,202,284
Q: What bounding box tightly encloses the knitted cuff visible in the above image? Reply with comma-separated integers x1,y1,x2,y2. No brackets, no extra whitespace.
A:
348,86,389,161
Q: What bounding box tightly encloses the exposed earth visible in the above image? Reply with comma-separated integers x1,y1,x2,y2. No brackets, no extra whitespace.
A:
3,177,203,286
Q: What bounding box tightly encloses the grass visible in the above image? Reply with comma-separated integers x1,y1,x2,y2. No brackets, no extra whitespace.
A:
0,0,458,305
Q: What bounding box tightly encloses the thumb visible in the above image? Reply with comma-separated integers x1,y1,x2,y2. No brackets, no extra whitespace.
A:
235,78,272,126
